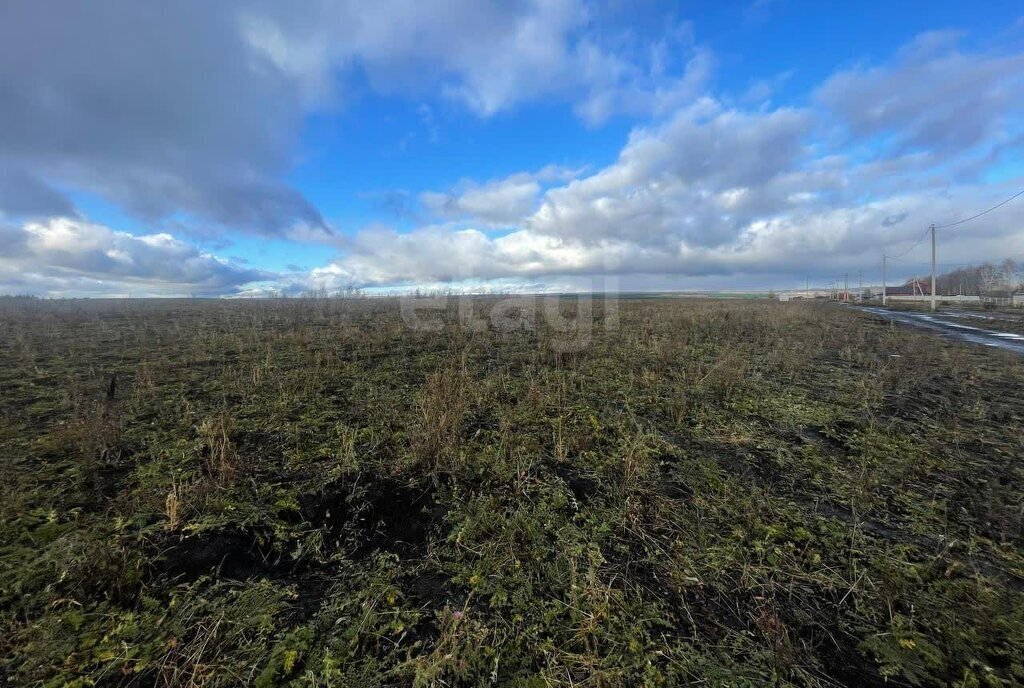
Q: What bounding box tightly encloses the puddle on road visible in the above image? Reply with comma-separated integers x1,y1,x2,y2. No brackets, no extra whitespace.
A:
858,307,1024,355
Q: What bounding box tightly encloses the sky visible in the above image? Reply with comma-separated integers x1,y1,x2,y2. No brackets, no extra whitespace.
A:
1,0,1024,297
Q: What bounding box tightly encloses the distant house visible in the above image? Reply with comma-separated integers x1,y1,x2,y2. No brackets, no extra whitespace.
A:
885,279,931,296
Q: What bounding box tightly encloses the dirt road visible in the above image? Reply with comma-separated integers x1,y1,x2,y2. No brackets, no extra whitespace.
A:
858,306,1024,355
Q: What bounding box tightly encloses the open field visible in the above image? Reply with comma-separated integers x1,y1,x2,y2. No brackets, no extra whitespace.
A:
2,297,1023,687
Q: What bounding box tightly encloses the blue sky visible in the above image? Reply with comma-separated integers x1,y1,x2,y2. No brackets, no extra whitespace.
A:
2,1,1023,296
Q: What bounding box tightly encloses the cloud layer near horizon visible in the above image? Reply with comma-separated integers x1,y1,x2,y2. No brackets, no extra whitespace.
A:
0,218,269,296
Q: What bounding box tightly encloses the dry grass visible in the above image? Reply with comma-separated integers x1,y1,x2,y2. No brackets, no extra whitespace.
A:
413,358,470,474
1,295,1022,687
198,413,240,487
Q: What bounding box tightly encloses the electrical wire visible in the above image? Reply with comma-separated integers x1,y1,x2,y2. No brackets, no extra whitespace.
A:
882,185,1024,261
885,226,931,260
934,187,1024,230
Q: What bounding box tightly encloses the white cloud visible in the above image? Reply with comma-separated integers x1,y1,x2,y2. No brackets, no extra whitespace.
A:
241,0,709,123
303,182,1024,291
0,218,270,296
421,177,539,226
527,100,816,248
294,34,1024,291
574,47,712,126
420,165,583,226
0,1,708,238
817,31,1024,152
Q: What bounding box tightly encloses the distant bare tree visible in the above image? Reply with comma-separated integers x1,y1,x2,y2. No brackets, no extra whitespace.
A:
979,263,1001,296
921,261,1023,297
1000,258,1019,292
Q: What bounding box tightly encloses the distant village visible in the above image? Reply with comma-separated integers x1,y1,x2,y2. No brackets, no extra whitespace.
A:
777,261,1024,306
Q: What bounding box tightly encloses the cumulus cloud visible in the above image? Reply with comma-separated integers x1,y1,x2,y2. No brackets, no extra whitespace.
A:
420,166,581,226
304,184,1024,290
298,34,1024,291
573,44,712,126
528,100,817,248
240,0,708,123
0,218,271,296
817,31,1024,152
3,1,695,237
421,179,539,226
0,1,327,235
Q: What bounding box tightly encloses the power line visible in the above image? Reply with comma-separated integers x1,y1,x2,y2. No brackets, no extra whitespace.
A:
883,185,1024,261
871,185,1024,308
885,226,931,259
934,186,1024,230
887,260,982,268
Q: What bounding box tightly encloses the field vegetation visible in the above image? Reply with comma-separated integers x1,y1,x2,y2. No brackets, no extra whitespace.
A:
1,296,1022,687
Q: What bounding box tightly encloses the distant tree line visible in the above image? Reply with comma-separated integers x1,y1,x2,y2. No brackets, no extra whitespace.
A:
906,259,1021,297
279,285,365,299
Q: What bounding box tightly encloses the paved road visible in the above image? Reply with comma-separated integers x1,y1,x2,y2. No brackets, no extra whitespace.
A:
858,306,1024,356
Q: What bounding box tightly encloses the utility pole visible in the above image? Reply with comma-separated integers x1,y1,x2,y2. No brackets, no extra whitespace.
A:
805,276,809,299
844,274,849,303
858,269,863,302
930,223,937,312
882,254,887,306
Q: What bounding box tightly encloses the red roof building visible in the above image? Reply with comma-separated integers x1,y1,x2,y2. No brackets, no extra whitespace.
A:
885,279,931,296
